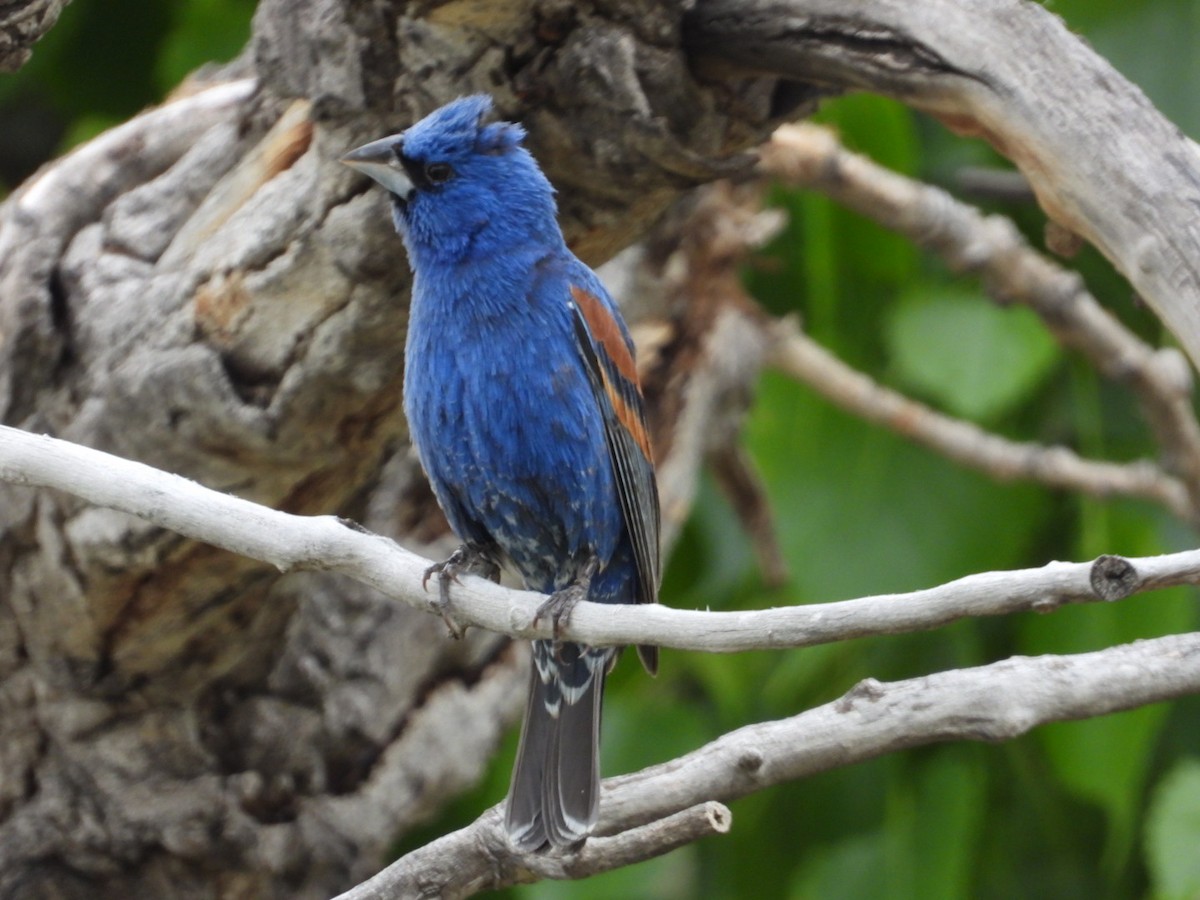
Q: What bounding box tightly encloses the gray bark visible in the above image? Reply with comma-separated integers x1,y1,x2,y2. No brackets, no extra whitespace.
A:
0,0,1197,897
0,0,69,71
344,631,1200,897
0,1,788,897
689,0,1200,371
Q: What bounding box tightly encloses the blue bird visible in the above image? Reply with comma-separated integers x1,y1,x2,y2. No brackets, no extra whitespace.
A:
341,96,660,851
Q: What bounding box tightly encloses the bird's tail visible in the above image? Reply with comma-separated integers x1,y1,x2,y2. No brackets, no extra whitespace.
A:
505,640,608,851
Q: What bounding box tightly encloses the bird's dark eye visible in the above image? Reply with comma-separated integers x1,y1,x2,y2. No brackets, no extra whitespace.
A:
424,162,454,184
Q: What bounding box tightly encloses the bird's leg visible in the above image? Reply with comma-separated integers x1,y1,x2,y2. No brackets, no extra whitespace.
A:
422,543,500,638
533,553,599,642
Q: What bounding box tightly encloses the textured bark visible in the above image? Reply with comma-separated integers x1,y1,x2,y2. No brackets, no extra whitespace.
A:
0,0,1197,897
688,0,1200,370
0,0,69,71
0,2,790,897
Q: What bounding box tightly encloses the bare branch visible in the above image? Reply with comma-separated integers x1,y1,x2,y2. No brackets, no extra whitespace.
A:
768,317,1193,519
687,0,1200,372
709,443,789,587
336,632,1200,897
335,801,731,900
12,78,257,227
759,123,1200,512
0,0,70,72
2,423,1198,656
952,167,1034,205
628,131,1199,525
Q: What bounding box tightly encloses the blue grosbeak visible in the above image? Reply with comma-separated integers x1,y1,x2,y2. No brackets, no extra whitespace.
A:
341,96,660,851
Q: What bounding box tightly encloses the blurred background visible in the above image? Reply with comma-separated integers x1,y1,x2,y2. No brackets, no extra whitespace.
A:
4,1,1199,897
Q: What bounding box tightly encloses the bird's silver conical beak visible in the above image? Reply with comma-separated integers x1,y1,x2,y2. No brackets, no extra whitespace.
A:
340,135,415,200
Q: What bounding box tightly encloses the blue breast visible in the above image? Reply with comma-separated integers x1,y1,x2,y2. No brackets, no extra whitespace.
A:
402,250,626,596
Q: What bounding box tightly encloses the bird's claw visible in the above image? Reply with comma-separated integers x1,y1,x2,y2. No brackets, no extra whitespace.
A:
422,544,499,639
533,555,598,642
533,584,586,642
423,566,466,639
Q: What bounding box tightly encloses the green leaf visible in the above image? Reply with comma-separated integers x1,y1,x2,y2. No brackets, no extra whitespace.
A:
156,0,256,91
813,93,920,177
909,751,988,900
1145,758,1200,900
884,287,1060,421
749,95,920,352
745,372,1052,601
788,832,888,900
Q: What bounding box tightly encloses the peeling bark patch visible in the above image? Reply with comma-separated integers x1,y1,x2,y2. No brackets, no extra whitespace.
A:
262,115,314,182
194,271,252,342
931,111,1072,224
274,392,401,514
93,544,277,697
335,390,400,448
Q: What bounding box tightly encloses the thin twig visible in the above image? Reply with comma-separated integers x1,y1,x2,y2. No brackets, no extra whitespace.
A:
952,166,1035,204
336,632,1200,897
334,801,732,900
769,316,1193,518
759,123,1200,516
1,424,1198,654
14,78,257,219
709,443,789,587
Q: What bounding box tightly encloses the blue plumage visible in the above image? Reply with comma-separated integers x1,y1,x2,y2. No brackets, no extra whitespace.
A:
342,96,660,850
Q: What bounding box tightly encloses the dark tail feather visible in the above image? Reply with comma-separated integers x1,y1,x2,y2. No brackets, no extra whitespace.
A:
636,643,658,675
505,643,604,851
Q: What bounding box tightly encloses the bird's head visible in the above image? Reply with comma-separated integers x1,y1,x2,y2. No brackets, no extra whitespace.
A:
341,95,561,265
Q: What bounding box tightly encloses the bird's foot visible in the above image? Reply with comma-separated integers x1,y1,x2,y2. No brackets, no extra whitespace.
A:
422,543,500,638
533,555,599,642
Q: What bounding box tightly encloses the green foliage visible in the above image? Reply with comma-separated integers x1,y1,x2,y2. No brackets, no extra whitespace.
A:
0,0,254,190
885,287,1061,421
155,0,256,91
1145,759,1200,899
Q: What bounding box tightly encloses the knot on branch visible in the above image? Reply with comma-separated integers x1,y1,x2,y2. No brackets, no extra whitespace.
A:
1089,554,1138,601
736,748,765,773
835,677,886,712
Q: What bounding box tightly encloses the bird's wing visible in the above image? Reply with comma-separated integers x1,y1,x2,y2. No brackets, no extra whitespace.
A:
566,282,661,617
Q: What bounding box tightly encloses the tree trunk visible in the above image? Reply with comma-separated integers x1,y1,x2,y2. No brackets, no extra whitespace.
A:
0,1,787,896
